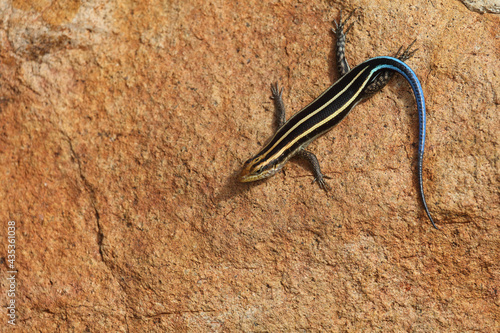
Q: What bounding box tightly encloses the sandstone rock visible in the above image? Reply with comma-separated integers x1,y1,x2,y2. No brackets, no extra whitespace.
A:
0,0,498,331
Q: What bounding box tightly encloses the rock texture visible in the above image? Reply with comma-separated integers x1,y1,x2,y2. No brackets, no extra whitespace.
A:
460,0,500,14
0,0,498,331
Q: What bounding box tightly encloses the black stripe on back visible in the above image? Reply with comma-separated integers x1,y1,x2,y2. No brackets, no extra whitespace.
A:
257,61,377,163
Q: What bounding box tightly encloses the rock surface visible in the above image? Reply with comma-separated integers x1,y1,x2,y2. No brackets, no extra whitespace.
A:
0,0,498,331
460,0,500,14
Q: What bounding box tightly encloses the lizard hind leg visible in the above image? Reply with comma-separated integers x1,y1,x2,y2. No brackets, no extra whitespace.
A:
363,39,419,96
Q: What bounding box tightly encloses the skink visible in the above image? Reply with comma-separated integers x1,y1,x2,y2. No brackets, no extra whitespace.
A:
238,11,437,229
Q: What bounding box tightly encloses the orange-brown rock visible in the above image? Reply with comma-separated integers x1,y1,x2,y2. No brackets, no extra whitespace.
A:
0,0,498,331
